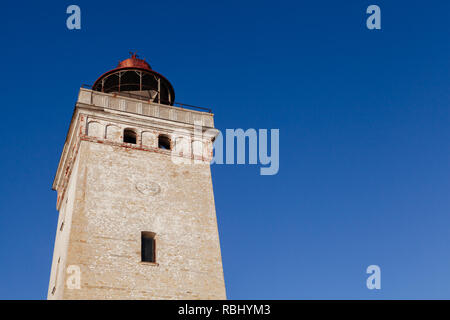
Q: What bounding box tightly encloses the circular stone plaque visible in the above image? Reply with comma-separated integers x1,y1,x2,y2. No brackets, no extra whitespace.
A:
135,181,161,196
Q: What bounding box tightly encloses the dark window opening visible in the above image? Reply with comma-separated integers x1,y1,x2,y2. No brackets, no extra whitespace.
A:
124,129,137,144
158,135,171,150
141,232,156,263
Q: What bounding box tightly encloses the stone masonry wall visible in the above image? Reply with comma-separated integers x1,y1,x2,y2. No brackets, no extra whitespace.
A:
60,140,226,299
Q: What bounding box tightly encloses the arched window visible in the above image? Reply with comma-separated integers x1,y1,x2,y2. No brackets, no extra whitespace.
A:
158,134,171,150
123,128,137,144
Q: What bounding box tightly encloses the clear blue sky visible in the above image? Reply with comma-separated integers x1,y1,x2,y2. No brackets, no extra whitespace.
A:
1,0,449,299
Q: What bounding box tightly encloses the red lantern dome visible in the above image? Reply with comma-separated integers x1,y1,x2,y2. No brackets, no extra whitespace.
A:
92,53,175,105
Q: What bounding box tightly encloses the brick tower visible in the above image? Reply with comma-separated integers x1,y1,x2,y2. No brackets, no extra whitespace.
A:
48,54,226,299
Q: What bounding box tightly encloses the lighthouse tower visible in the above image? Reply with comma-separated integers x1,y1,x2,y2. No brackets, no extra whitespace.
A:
48,54,226,299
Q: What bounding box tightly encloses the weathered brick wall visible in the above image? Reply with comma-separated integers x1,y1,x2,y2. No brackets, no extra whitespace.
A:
48,89,225,300
59,141,225,299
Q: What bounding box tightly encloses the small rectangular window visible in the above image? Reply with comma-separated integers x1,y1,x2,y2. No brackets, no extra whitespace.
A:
124,129,137,144
141,232,156,263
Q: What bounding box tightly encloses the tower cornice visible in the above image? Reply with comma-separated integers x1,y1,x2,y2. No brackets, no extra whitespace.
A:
52,88,218,211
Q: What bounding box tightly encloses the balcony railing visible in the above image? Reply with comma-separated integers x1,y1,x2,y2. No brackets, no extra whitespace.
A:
77,87,215,128
81,84,212,113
